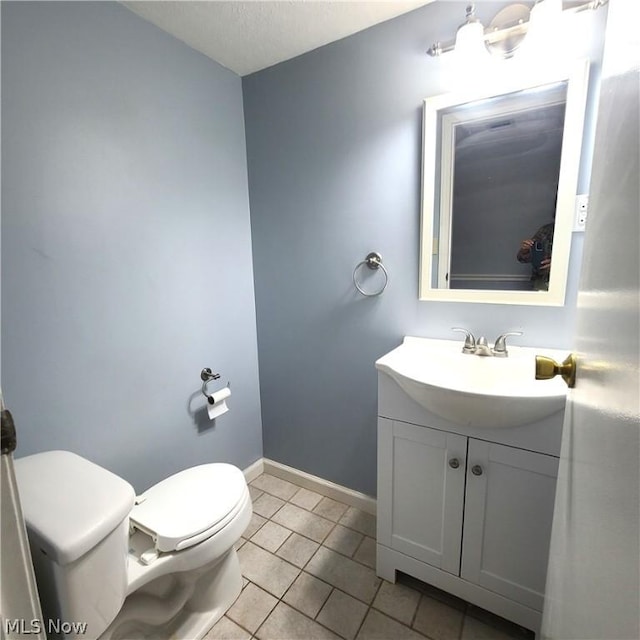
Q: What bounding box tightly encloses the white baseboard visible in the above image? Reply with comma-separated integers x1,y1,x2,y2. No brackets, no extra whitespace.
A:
242,458,264,484
260,458,376,516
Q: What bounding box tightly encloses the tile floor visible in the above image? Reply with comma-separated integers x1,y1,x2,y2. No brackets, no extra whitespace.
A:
205,473,535,640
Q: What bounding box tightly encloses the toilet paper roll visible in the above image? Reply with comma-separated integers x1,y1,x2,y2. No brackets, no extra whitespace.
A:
207,386,231,420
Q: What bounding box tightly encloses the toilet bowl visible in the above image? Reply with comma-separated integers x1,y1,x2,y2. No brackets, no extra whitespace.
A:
14,450,252,640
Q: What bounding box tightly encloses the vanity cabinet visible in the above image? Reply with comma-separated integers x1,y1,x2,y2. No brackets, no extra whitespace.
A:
460,439,558,612
376,373,564,635
377,421,467,576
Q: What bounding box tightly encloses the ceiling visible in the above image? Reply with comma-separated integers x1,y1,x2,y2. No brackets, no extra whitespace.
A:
122,1,434,77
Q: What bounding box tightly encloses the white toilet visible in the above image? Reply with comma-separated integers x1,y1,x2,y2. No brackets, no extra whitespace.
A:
14,450,252,640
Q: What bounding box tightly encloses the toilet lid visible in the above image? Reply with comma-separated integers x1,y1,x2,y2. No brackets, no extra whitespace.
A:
129,463,247,553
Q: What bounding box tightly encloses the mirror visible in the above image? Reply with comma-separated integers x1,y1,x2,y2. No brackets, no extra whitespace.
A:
419,61,589,305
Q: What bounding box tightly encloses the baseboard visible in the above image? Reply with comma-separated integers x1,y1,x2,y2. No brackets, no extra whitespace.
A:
262,458,376,516
242,458,264,483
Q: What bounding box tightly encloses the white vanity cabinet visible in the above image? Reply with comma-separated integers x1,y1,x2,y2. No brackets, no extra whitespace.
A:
377,421,467,576
460,439,559,612
376,372,564,635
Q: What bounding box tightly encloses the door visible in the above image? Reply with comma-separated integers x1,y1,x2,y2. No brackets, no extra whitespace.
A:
541,1,640,638
1,394,46,639
461,440,559,612
377,418,467,574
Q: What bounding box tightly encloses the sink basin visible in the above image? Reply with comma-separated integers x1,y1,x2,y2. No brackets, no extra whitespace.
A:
375,337,569,428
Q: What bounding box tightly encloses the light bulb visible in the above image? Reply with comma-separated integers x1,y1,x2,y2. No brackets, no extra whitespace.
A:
530,0,562,25
455,20,488,59
521,0,564,61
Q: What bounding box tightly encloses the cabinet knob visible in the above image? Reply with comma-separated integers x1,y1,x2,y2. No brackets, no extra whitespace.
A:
471,465,483,476
448,458,460,469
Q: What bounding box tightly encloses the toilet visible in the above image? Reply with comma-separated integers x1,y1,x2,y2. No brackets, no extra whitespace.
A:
14,450,252,640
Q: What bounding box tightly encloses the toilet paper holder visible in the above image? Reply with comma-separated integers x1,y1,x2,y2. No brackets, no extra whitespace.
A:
200,368,229,404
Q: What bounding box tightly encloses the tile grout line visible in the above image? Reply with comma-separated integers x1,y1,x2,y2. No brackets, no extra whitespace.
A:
250,480,377,571
245,476,433,640
254,537,425,638
243,482,350,639
223,583,266,639
247,492,377,638
252,478,360,525
353,577,385,640
409,592,422,631
241,474,529,640
250,477,402,627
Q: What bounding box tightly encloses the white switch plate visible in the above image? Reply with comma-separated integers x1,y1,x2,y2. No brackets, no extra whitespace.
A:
574,194,589,231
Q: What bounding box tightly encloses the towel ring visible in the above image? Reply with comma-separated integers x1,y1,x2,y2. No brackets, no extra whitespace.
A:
353,252,388,297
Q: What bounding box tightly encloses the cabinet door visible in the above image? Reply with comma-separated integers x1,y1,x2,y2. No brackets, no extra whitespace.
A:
461,440,559,611
378,418,467,575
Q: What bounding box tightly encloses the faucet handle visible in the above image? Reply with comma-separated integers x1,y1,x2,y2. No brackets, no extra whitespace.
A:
452,328,476,354
492,331,523,357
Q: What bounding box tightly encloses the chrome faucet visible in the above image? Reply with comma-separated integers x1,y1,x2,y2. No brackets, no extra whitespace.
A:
474,336,492,356
491,331,523,357
452,328,523,357
451,328,476,354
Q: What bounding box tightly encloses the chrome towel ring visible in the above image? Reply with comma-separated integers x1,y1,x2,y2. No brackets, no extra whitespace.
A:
353,252,388,297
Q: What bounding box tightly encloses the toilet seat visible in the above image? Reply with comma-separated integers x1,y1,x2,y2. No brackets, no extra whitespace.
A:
130,463,247,553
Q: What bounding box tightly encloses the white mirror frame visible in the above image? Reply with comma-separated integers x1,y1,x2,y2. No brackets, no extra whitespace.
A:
419,59,590,306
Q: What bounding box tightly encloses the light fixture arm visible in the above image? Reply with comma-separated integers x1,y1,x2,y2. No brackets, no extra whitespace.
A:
426,0,608,57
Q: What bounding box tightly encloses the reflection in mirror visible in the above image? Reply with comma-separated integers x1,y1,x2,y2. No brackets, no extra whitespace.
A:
443,85,565,291
420,62,589,306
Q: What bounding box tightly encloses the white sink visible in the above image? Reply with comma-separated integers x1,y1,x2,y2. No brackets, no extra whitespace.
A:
376,337,569,428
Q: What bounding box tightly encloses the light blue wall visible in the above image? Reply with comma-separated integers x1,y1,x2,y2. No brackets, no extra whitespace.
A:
1,2,263,492
243,1,607,495
1,0,608,499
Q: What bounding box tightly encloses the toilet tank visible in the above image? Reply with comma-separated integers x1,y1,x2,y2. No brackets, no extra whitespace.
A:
15,451,135,639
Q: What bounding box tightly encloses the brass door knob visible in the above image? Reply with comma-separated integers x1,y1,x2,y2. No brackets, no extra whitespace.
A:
535,353,577,388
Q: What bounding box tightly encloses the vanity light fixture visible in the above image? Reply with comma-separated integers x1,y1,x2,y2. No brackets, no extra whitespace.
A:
427,0,608,59
453,5,489,59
